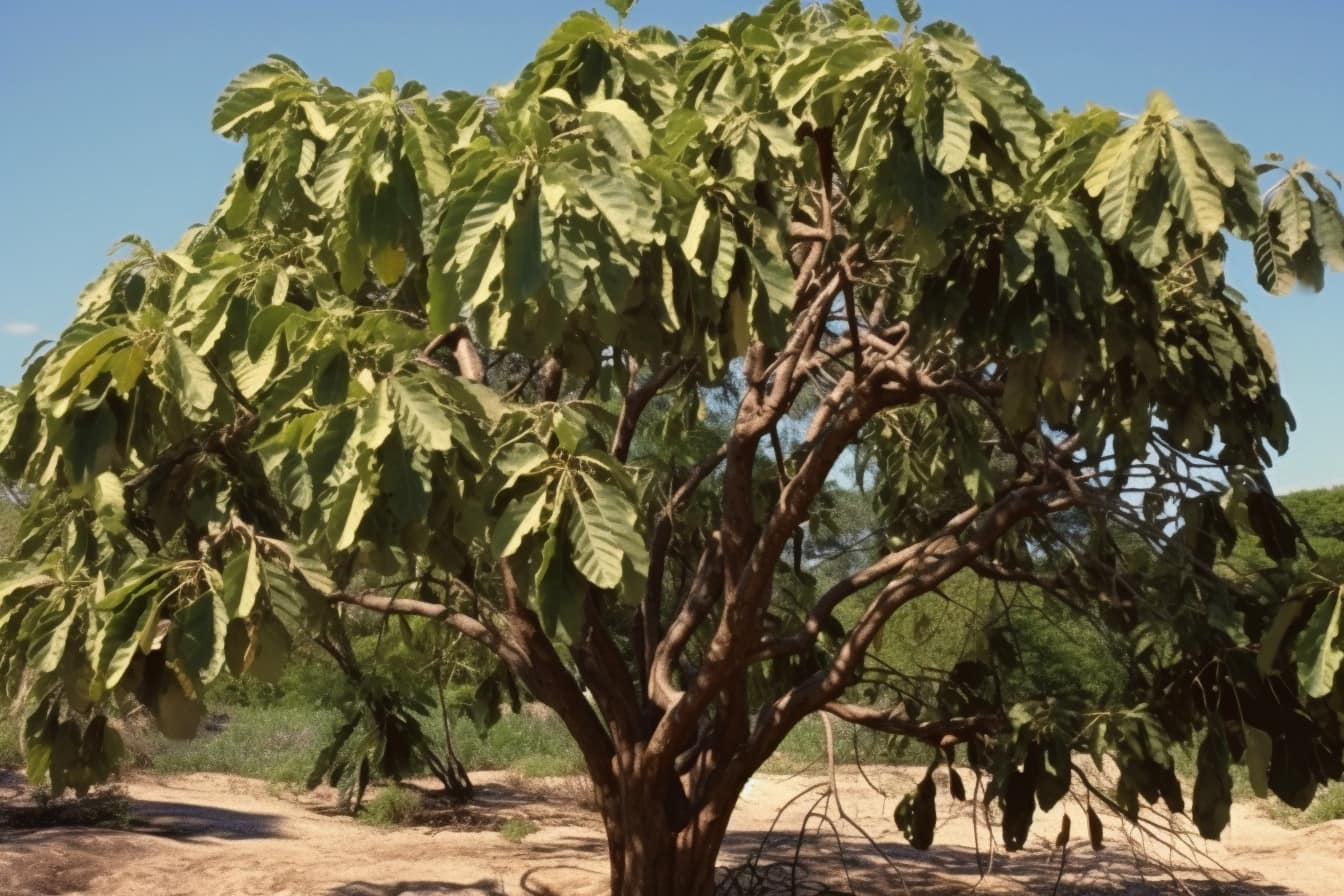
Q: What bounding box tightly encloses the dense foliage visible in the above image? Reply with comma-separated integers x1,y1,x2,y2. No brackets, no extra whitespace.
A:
2,1,1342,892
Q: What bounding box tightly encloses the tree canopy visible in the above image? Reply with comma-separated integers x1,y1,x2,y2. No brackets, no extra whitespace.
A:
2,1,1343,892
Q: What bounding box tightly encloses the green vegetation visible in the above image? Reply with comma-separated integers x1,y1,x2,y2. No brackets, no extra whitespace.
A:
497,817,539,843
358,784,425,827
143,704,337,783
2,1,1343,892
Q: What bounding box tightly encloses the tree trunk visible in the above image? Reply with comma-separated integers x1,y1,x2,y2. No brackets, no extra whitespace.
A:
605,819,724,896
600,777,732,896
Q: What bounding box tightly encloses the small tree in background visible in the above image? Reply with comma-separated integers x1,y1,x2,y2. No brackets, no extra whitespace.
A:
2,2,1343,892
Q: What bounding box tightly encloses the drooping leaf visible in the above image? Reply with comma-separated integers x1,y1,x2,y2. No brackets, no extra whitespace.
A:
1166,129,1225,239
172,590,229,685
1296,587,1344,699
1192,721,1232,840
894,772,936,850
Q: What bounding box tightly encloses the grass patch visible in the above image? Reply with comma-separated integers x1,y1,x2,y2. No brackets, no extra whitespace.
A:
358,785,424,827
763,715,935,774
145,703,337,784
0,786,133,830
1270,781,1344,827
436,710,585,776
497,817,539,843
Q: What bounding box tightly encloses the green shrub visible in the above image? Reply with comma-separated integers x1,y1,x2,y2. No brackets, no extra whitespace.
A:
497,817,539,842
359,785,424,826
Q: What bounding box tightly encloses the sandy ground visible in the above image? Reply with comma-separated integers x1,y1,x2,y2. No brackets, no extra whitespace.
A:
1,765,1341,895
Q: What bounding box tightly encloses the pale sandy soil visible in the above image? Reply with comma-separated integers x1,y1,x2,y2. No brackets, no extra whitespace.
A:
1,766,1341,895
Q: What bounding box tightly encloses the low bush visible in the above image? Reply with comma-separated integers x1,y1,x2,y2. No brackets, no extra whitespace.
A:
358,784,425,826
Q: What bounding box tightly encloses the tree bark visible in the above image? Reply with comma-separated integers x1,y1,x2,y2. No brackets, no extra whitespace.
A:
600,777,728,896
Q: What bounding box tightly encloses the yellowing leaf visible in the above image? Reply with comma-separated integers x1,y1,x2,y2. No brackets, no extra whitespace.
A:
371,246,408,285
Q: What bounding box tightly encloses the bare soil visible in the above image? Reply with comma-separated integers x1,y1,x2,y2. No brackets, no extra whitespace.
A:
1,766,1340,895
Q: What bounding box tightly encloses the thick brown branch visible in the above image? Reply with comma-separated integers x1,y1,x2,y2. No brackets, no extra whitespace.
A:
123,412,259,492
611,357,687,463
447,325,484,383
331,590,512,660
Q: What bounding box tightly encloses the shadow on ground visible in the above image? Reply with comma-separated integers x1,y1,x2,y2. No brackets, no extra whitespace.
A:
331,882,505,895
715,828,1303,895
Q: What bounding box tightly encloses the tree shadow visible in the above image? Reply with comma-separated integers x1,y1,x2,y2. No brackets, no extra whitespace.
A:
126,798,286,841
329,882,504,895
715,828,1305,895
1,799,284,843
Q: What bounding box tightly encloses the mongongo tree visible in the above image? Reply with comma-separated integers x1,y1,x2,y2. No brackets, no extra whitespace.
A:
3,1,1344,892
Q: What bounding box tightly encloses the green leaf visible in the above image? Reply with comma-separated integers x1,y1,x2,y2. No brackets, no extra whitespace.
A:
243,615,292,683
95,593,158,689
403,119,451,196
1311,198,1344,272
1296,588,1344,699
534,517,585,643
494,441,551,490
26,599,75,674
246,304,298,361
491,485,551,559
90,471,126,534
1273,179,1313,256
155,673,205,740
328,475,374,551
390,378,459,452
603,0,635,19
552,406,587,453
221,543,261,619
157,334,217,419
172,590,229,685
1185,119,1240,188
357,380,396,453
314,150,358,209
1192,721,1232,840
54,327,131,395
932,95,972,175
503,189,545,304
1166,129,1225,238
567,478,635,589
1244,724,1272,799
1001,356,1039,433
1257,598,1303,675
584,98,652,159
1099,142,1139,241
1254,217,1296,295
1084,127,1137,199
897,0,922,24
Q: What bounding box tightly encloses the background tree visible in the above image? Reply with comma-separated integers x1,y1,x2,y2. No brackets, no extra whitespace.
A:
3,1,1343,893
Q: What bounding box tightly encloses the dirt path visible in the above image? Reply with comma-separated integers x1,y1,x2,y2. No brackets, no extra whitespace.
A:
2,767,1340,895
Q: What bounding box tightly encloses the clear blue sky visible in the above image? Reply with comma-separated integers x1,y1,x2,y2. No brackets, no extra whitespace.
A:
1,1,1339,491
